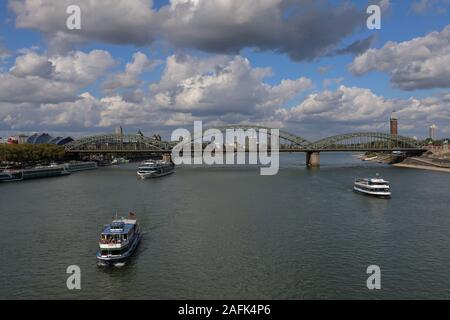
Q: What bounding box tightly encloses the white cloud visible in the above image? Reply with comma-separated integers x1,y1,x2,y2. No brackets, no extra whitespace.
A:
50,50,115,83
282,85,450,137
0,51,315,134
10,51,53,77
323,77,344,88
349,24,450,90
0,50,114,104
287,86,393,122
9,0,158,52
0,74,80,104
1,48,448,139
39,92,102,128
103,52,160,94
2,82,449,138
150,54,230,93
151,54,313,116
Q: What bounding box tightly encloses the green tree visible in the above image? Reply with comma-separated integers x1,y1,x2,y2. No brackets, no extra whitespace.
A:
0,144,68,165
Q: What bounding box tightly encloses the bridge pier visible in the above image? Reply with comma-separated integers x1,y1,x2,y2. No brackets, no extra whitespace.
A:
306,151,320,167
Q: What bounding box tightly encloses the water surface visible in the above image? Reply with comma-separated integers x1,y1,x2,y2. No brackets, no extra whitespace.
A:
1,153,449,299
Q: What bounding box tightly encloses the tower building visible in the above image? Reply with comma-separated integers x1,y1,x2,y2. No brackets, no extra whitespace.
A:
390,113,398,136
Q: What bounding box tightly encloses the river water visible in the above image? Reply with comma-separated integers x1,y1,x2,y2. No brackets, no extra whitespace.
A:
1,153,449,299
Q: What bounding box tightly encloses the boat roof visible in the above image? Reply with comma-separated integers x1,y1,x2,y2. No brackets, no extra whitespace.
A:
102,219,136,235
356,177,389,183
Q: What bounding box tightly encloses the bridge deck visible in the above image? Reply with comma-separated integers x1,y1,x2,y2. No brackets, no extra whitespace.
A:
68,148,426,153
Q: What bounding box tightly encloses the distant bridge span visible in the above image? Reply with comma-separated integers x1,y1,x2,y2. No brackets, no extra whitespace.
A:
64,134,173,154
207,125,311,148
65,125,425,166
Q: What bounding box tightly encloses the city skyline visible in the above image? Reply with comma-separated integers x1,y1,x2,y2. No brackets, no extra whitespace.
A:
1,0,450,140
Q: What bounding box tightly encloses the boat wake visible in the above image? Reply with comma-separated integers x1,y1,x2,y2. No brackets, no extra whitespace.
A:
113,262,126,268
97,261,127,268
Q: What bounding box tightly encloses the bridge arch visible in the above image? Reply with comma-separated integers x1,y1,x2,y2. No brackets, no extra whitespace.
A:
309,132,419,150
64,134,172,153
186,125,310,148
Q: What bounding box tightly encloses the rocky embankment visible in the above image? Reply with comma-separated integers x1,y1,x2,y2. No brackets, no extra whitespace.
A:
393,157,450,173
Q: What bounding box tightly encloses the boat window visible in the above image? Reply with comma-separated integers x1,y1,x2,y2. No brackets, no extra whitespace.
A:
111,222,124,230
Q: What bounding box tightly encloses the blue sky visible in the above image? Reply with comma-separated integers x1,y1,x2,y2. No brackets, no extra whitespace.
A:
0,0,449,139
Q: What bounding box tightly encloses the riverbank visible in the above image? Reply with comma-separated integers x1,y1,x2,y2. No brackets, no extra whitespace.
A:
393,156,450,173
393,163,450,173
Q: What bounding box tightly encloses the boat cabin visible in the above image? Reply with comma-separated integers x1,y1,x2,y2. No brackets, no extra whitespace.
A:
99,220,137,245
367,178,389,186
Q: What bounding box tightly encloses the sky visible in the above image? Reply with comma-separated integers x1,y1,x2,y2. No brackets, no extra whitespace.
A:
0,0,449,140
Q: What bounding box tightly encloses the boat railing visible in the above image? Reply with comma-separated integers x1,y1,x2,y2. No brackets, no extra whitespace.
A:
99,238,128,245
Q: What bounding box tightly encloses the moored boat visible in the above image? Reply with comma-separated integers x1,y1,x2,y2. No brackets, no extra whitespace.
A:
22,165,71,180
354,174,391,198
111,157,130,165
96,213,141,266
0,171,21,182
64,161,98,173
1,166,70,182
137,160,175,179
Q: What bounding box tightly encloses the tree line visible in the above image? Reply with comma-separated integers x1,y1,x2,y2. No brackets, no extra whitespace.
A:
0,144,68,164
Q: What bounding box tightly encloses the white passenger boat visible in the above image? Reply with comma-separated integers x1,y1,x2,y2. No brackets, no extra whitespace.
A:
96,213,141,266
137,160,175,179
354,174,391,198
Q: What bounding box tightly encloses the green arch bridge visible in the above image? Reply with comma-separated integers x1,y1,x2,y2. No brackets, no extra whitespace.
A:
64,125,426,166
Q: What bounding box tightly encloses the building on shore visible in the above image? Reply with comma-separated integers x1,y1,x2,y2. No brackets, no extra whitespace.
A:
390,113,398,136
27,133,53,144
49,136,74,146
22,133,73,145
426,142,449,158
17,134,28,144
0,137,19,144
429,124,437,140
1,135,29,144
